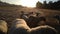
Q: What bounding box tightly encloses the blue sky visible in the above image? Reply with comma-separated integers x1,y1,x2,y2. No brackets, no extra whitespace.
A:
0,0,58,7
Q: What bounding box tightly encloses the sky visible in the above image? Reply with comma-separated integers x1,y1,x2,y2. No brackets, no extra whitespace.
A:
0,0,58,7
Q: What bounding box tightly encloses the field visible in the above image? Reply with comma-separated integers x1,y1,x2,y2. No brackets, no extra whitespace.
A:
0,7,60,27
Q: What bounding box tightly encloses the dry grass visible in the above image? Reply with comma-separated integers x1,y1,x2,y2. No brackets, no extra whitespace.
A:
0,7,60,28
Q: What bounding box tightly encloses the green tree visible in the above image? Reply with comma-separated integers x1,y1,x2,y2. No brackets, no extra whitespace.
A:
36,1,42,8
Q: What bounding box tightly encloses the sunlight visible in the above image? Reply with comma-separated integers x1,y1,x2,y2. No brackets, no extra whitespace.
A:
20,0,38,7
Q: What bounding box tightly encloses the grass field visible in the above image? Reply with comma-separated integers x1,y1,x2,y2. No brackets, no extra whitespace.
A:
0,7,60,27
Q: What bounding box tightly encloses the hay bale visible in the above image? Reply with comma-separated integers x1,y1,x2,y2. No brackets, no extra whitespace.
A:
8,19,31,34
0,20,8,34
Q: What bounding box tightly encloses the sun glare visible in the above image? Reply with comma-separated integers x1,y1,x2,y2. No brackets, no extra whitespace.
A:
20,0,38,7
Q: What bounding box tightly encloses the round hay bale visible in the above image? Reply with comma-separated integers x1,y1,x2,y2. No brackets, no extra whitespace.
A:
8,19,31,34
30,25,58,34
0,20,8,34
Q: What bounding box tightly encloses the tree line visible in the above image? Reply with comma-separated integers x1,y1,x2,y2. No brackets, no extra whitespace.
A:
36,0,60,10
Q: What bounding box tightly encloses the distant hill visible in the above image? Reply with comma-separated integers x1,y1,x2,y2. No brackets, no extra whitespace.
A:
0,1,22,7
0,1,23,10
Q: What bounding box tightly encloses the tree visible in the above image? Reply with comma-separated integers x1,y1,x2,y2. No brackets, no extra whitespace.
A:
48,1,53,9
36,1,42,8
43,1,48,8
43,1,47,5
58,0,60,1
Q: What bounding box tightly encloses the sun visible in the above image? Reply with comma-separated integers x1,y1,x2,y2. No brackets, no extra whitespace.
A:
20,0,38,7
